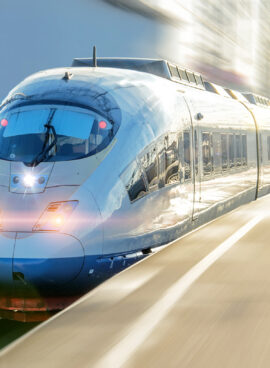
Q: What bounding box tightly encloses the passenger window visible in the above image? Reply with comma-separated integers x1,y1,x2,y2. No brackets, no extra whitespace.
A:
202,132,213,175
267,136,270,161
157,150,166,188
121,161,147,202
183,131,191,180
140,147,158,191
229,134,235,168
242,135,247,165
235,134,241,166
165,133,179,185
194,130,199,175
213,133,222,173
221,134,228,170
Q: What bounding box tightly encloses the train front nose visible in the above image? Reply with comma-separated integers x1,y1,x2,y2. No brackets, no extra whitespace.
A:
0,231,85,320
12,232,84,288
0,232,16,286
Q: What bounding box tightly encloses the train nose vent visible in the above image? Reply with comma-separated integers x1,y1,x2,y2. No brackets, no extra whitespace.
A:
47,203,61,212
13,272,25,282
13,272,30,287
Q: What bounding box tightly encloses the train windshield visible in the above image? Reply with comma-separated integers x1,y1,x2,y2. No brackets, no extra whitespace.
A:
0,105,114,164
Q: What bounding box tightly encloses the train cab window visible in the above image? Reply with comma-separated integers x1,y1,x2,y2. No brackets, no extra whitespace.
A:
202,132,213,175
0,105,118,164
235,134,241,166
221,134,228,170
242,134,247,165
140,147,158,191
267,136,270,161
229,134,235,168
183,131,191,180
165,133,179,185
121,161,147,202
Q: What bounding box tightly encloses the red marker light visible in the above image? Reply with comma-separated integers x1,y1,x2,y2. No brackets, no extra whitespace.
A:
1,119,8,127
99,120,107,129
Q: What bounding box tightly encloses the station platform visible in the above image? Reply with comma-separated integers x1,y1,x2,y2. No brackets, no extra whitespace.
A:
1,195,270,368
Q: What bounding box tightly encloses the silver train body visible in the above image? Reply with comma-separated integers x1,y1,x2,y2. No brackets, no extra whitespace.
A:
0,58,269,319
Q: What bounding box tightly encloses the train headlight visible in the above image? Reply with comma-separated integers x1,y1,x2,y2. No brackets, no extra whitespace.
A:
33,201,78,231
23,174,36,187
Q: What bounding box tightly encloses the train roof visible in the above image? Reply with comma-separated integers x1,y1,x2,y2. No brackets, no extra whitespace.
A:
72,57,205,90
2,56,270,111
72,57,270,109
242,92,270,108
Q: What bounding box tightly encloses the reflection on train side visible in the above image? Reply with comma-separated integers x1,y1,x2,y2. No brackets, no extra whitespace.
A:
121,132,184,202
202,132,247,176
122,129,252,203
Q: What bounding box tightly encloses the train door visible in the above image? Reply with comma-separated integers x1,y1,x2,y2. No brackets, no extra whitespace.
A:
182,95,202,220
258,132,263,192
192,127,201,219
239,104,263,198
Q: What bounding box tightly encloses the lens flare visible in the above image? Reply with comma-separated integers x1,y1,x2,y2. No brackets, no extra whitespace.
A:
54,215,63,225
23,174,36,187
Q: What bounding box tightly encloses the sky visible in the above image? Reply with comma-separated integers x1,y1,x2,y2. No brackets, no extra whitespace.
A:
0,0,269,100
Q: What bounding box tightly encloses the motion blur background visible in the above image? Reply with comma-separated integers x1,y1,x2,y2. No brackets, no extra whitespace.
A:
0,0,269,100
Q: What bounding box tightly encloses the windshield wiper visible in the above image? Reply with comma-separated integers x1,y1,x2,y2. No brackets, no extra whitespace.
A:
28,110,57,167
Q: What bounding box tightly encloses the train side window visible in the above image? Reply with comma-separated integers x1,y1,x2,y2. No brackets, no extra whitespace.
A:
213,133,222,173
221,134,228,170
235,134,241,166
242,134,247,166
194,130,199,175
267,136,270,161
202,132,213,176
183,131,191,180
121,160,147,202
140,147,158,191
229,134,235,168
165,133,179,185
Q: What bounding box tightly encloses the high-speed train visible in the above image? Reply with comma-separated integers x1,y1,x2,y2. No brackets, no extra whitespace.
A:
0,56,270,321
